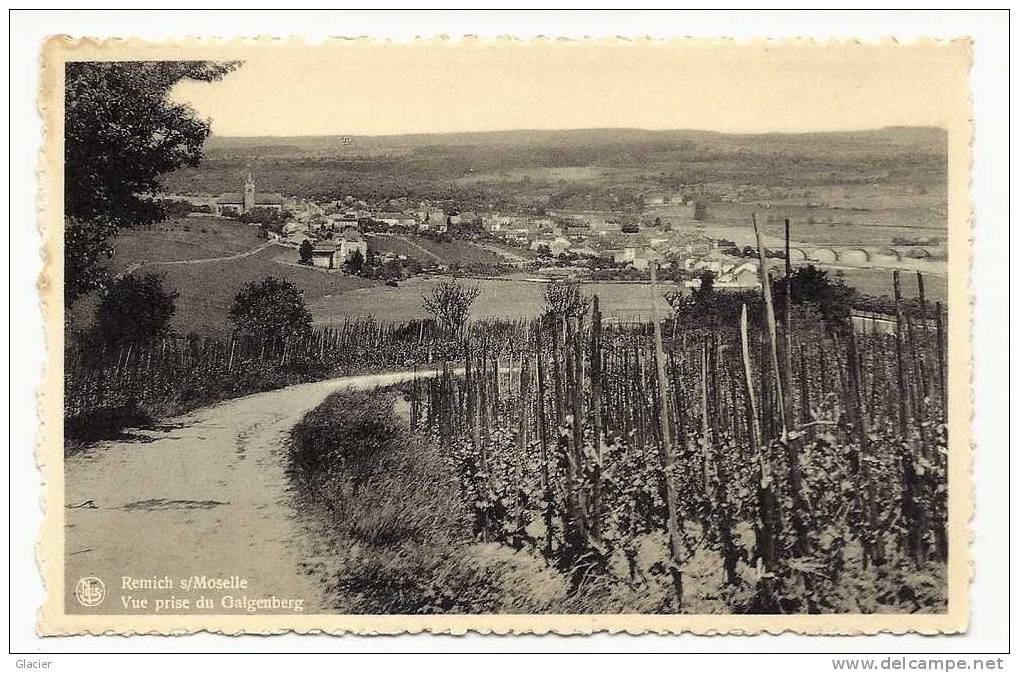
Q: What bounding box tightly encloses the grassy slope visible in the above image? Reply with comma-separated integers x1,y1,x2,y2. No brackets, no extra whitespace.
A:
107,216,266,266
289,390,620,614
366,234,507,267
146,247,375,335
71,217,378,336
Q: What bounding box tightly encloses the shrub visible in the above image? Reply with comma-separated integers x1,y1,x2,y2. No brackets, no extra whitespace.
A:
95,273,177,347
421,278,481,338
289,389,585,614
228,276,312,341
345,249,365,275
64,402,154,448
543,277,591,319
289,391,411,486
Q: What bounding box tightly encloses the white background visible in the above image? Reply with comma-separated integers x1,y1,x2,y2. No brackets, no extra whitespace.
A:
6,8,1012,664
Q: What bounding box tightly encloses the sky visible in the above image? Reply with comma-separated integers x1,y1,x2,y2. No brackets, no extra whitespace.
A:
169,40,970,137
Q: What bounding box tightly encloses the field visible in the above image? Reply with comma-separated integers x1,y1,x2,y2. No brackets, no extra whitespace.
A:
308,276,673,324
693,200,945,249
307,272,947,326
454,165,638,185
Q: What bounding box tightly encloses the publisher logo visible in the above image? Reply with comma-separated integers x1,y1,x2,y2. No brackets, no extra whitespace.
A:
74,577,105,607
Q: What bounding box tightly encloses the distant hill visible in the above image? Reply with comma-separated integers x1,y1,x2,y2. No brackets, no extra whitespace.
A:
162,126,947,216
203,126,947,158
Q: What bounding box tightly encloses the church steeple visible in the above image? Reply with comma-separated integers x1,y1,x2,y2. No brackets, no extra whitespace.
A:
243,172,256,213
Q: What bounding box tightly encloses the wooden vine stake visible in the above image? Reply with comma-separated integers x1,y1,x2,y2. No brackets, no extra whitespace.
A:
752,213,788,437
650,262,685,608
741,303,777,570
753,213,809,561
589,295,604,540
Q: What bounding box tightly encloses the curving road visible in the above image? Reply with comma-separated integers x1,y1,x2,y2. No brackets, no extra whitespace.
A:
63,370,436,615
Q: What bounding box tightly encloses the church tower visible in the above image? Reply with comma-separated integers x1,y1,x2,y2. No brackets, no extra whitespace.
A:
243,173,256,213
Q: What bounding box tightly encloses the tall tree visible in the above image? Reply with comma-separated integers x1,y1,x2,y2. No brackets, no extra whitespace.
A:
64,60,239,302
344,248,365,275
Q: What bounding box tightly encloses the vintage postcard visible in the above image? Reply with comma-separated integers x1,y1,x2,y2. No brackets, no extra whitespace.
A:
37,36,972,635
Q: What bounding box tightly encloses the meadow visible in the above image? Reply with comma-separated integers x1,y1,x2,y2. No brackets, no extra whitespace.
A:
307,272,947,326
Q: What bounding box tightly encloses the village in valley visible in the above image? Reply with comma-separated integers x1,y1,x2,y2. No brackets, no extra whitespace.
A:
159,164,946,308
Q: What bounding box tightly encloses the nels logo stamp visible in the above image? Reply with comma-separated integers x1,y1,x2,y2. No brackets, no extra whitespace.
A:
74,577,105,607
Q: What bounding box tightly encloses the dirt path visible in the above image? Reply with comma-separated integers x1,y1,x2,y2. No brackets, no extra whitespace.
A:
149,242,281,265
63,370,436,614
116,243,283,279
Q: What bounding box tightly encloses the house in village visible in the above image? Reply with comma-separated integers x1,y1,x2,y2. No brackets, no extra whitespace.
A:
685,259,760,289
326,212,359,228
486,213,517,232
417,208,448,232
374,212,416,228
500,228,530,245
310,229,369,270
569,246,600,260
531,236,572,258
716,260,760,287
629,249,666,272
613,247,638,265
215,174,284,216
457,210,482,226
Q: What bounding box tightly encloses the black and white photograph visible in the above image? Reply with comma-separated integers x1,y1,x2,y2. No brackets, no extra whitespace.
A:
21,21,989,645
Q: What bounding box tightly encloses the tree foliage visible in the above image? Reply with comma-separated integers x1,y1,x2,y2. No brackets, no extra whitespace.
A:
228,277,313,341
421,279,481,337
235,207,288,227
663,264,859,329
299,239,314,264
65,217,119,301
542,277,591,320
773,264,858,325
345,249,365,275
64,60,239,303
691,270,715,304
95,273,177,347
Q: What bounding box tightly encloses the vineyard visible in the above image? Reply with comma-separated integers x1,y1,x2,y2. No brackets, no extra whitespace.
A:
63,318,443,444
63,253,951,612
399,267,949,613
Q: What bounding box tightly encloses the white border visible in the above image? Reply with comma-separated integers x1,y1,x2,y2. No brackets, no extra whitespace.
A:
7,8,1011,658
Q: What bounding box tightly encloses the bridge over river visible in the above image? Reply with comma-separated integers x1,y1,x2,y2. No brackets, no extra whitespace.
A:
784,244,943,270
